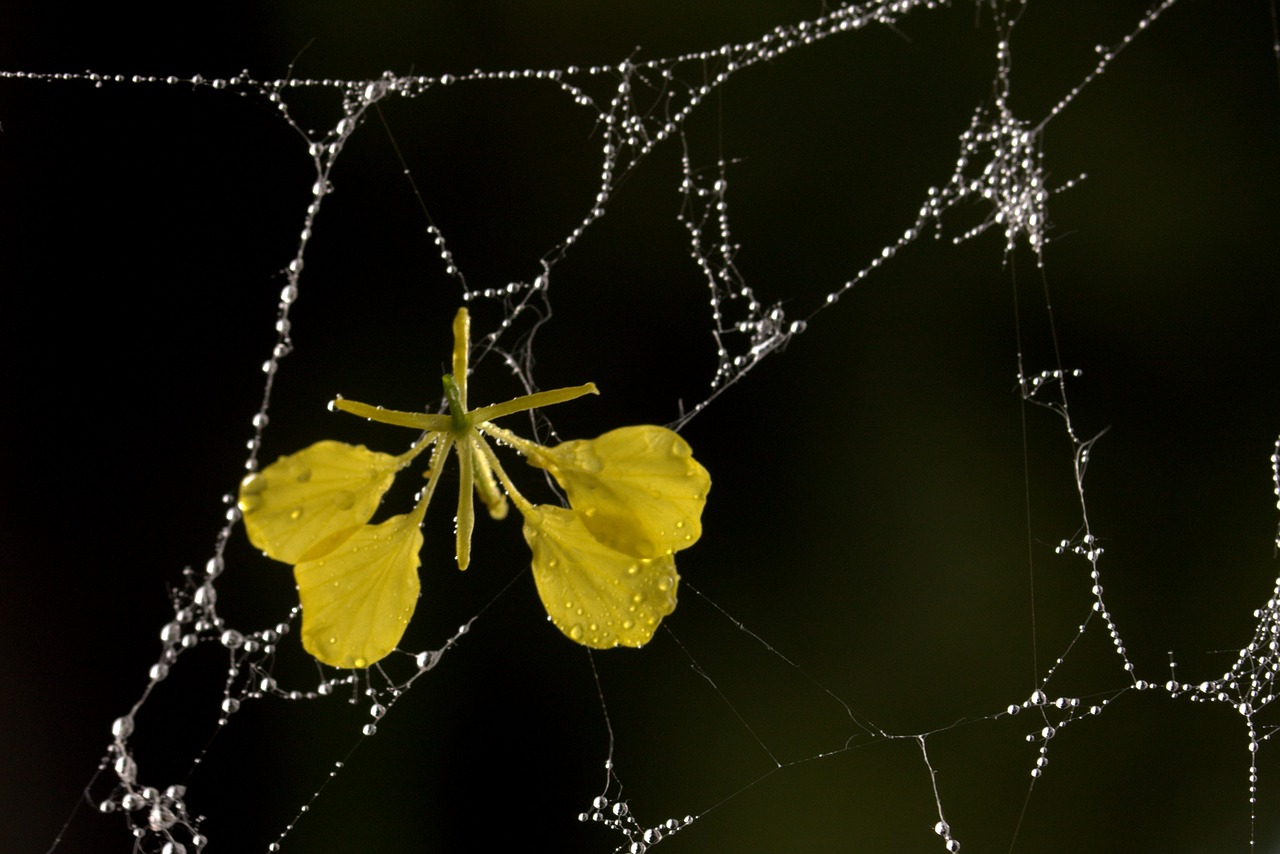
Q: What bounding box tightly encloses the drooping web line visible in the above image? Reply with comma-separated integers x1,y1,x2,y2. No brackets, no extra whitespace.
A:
11,0,1275,851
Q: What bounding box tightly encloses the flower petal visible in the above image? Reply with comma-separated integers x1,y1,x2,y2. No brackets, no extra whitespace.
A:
238,440,404,564
331,397,451,432
530,425,710,559
469,382,598,423
523,504,679,648
294,511,424,668
455,436,475,570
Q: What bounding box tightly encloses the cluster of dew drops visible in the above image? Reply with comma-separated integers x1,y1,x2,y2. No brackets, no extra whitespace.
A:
1004,688,1104,782
1150,436,1280,806
90,529,457,853
92,551,311,853
577,789,694,854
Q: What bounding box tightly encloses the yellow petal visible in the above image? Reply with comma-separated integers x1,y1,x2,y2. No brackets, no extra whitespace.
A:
472,434,510,521
530,425,710,559
523,504,679,649
452,307,470,409
331,397,450,432
238,440,403,564
294,511,424,668
454,436,475,570
469,382,598,423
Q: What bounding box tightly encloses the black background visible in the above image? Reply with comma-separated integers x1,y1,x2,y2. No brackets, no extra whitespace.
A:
3,2,1279,852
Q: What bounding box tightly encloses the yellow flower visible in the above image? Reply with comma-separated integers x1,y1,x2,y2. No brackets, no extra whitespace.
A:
238,308,710,667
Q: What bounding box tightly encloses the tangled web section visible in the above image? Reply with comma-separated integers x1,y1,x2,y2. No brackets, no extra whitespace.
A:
11,0,1277,851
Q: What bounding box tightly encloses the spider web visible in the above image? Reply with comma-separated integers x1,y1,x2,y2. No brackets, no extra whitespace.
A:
3,0,1280,851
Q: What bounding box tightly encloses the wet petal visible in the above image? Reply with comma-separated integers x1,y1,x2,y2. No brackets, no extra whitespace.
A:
470,382,598,423
331,398,450,432
523,504,679,649
451,307,470,408
238,440,404,564
530,425,710,558
294,511,424,668
472,434,509,521
455,437,475,569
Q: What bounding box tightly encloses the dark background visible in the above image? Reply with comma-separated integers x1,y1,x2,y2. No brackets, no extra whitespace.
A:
3,2,1279,851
